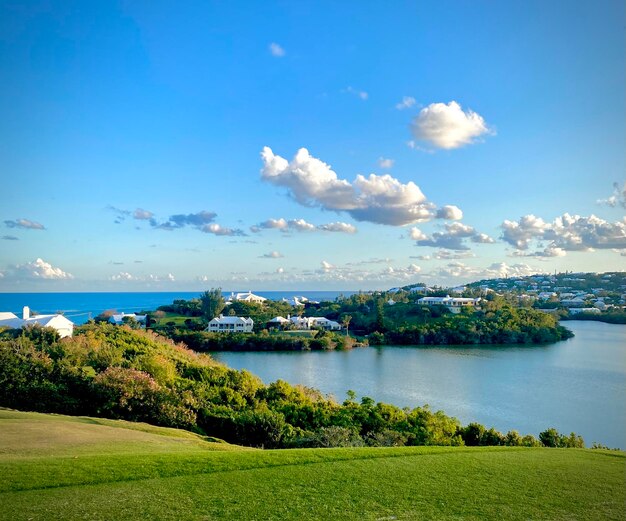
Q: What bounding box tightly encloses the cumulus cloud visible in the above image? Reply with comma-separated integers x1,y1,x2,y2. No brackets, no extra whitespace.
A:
251,217,357,234
410,101,492,149
201,223,246,237
14,258,73,280
4,218,45,230
343,86,368,100
378,157,395,169
317,222,357,234
597,181,626,209
395,96,416,110
432,261,536,281
111,271,134,281
435,205,463,220
261,147,458,226
269,42,286,57
260,251,284,259
501,213,626,254
133,208,155,221
161,211,217,229
412,222,495,250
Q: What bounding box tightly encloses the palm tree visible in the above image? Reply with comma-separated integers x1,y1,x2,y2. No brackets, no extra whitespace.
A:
342,315,352,337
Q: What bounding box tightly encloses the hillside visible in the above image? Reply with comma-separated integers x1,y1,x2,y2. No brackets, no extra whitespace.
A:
1,410,624,521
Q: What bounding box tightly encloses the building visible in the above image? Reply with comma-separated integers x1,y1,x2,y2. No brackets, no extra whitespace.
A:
568,308,601,315
288,315,341,330
108,312,147,326
225,291,267,304
0,306,74,338
267,316,290,328
206,314,254,333
417,296,481,314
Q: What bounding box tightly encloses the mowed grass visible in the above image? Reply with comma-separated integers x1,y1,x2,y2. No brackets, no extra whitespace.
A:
1,410,624,521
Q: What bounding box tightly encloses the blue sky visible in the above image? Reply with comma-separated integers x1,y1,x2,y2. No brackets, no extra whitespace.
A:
1,0,624,291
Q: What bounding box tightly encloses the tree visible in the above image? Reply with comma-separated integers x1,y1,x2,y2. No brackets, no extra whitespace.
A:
342,314,352,337
200,288,225,320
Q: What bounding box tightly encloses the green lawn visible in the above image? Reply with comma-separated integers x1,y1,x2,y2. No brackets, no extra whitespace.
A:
1,410,624,521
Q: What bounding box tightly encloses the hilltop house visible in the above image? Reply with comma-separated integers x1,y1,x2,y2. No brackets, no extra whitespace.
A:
206,314,254,333
417,296,481,314
0,306,74,338
225,291,267,304
108,312,147,326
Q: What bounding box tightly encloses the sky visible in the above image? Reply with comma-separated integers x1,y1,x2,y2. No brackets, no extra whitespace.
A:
0,0,624,292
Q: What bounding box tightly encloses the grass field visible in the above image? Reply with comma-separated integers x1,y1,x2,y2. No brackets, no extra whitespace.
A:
1,410,624,521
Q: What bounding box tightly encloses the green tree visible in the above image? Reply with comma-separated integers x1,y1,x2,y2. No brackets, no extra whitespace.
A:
200,288,225,320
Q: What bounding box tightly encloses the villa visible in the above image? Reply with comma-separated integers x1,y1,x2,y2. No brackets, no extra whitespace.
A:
206,314,254,333
0,306,74,338
225,291,267,304
417,296,481,314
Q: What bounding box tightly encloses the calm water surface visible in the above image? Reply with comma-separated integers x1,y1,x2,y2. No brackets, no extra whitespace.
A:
211,321,626,448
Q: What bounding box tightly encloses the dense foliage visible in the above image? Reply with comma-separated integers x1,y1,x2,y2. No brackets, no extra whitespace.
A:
0,323,584,449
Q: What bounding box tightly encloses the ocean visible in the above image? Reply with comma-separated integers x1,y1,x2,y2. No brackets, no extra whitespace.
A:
0,291,353,325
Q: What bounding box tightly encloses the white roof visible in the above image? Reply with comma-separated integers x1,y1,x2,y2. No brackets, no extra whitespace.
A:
0,312,18,321
210,315,254,325
268,316,290,323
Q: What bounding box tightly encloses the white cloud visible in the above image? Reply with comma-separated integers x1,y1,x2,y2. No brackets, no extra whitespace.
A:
395,96,416,110
288,218,316,232
276,267,284,274
343,86,368,100
432,261,536,281
409,227,428,241
261,147,458,226
201,223,246,236
317,222,357,234
111,271,134,281
260,251,284,259
412,222,494,250
14,258,73,279
435,205,463,220
4,218,45,230
501,213,626,254
378,157,395,169
251,217,358,234
269,42,285,57
597,181,626,209
133,208,154,220
320,260,335,272
410,101,492,149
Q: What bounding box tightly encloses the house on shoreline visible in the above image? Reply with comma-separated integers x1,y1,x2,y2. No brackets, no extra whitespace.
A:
0,306,74,338
206,314,254,333
225,291,267,304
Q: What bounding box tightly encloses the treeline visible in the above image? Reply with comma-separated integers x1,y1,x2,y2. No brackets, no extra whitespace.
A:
168,329,355,351
0,324,584,449
561,311,626,325
375,308,573,345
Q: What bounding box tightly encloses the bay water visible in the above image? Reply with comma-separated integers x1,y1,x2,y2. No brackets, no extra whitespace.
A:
211,321,626,448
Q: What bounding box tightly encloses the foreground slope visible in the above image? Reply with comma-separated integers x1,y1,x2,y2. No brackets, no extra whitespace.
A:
1,410,624,521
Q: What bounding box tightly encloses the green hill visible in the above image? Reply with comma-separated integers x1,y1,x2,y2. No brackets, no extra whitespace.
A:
1,410,624,521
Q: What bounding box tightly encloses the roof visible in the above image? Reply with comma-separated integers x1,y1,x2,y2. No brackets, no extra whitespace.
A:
209,315,254,325
0,312,18,321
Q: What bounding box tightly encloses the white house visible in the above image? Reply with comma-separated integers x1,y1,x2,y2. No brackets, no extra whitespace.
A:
108,312,147,326
417,296,481,314
0,306,74,338
225,291,267,304
288,315,341,331
206,314,254,333
267,316,291,328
